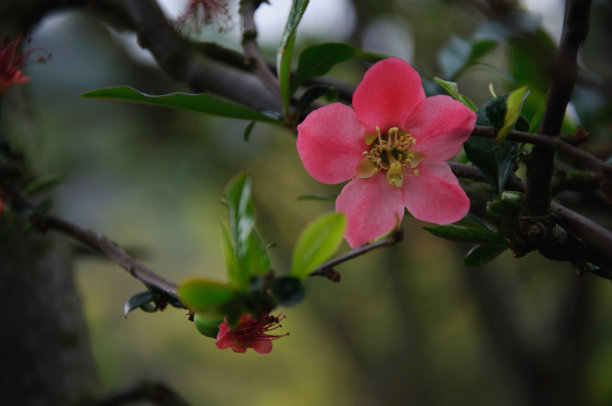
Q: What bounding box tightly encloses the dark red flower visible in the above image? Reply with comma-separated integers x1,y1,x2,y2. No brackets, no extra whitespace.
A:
216,312,287,354
0,37,33,96
0,190,4,220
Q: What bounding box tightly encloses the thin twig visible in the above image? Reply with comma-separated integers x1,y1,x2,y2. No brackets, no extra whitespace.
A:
5,183,181,303
471,126,612,180
524,0,593,216
309,229,404,278
239,0,281,99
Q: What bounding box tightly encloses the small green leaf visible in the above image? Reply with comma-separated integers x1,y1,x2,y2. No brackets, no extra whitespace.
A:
291,212,346,279
243,121,256,142
455,212,495,232
220,221,245,289
222,173,271,288
178,278,236,314
528,103,545,133
486,191,523,218
244,231,272,277
290,42,355,95
193,313,223,338
82,86,280,123
464,96,519,198
423,225,508,245
464,244,508,267
497,86,529,143
277,0,310,118
434,77,477,111
34,198,53,216
124,290,157,318
23,174,66,196
272,276,306,306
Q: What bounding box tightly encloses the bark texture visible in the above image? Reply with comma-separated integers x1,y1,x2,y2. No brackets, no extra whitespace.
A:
0,233,99,405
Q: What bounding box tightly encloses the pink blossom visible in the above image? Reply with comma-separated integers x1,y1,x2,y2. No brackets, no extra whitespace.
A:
297,58,477,248
0,37,33,97
216,312,287,354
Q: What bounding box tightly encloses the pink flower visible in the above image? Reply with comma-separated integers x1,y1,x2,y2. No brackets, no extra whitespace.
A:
297,58,477,248
216,312,287,354
0,37,32,97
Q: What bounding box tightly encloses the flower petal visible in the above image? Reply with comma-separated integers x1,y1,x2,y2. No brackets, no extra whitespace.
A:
405,95,476,161
402,161,469,224
297,103,367,184
336,173,405,248
251,339,273,354
215,324,234,350
353,58,425,134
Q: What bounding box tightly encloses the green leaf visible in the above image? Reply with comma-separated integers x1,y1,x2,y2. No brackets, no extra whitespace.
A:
82,86,280,123
34,198,53,216
290,42,355,95
124,290,157,318
497,86,529,143
277,0,310,118
272,276,306,306
434,77,478,111
423,225,508,245
464,244,508,267
193,313,222,338
455,212,495,232
220,221,245,289
486,191,523,218
23,174,66,196
290,212,346,279
178,278,236,314
223,173,271,288
225,173,256,254
435,77,459,99
243,121,256,142
464,96,519,198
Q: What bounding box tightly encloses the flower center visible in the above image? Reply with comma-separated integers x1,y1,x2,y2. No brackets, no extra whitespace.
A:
357,126,424,187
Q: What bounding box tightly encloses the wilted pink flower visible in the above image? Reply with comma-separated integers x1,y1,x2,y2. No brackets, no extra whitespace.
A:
297,58,476,248
216,312,287,354
176,0,232,32
0,37,33,96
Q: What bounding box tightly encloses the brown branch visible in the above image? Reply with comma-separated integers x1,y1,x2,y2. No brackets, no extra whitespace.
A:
524,0,593,216
309,228,403,279
471,126,612,181
449,162,612,272
4,182,181,303
121,0,281,112
239,0,281,100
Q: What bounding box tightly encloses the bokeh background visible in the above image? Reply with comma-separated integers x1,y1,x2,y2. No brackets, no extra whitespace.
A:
3,0,612,405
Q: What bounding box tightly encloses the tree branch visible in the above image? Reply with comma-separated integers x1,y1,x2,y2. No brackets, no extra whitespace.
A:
2,180,181,303
309,228,403,279
239,0,281,100
450,162,612,273
472,126,612,181
524,0,593,216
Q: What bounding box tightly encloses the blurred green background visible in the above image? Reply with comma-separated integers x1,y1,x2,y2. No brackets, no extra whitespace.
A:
3,0,612,405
